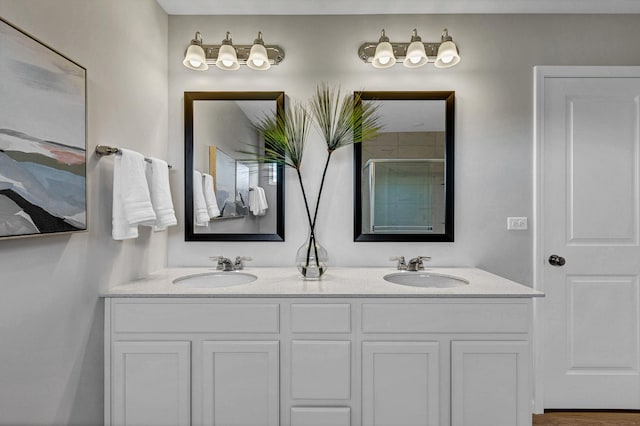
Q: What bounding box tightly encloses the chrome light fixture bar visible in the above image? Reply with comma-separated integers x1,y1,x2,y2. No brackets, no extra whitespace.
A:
183,31,285,71
359,28,460,69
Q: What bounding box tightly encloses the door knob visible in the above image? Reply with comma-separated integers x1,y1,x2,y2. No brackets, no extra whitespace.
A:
548,255,566,267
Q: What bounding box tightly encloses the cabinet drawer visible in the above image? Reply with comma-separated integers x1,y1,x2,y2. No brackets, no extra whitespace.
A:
112,302,279,333
291,304,351,333
291,407,350,426
362,302,529,333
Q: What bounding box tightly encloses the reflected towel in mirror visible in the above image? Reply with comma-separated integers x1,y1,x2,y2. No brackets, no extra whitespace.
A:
249,186,268,216
193,170,210,226
202,173,220,218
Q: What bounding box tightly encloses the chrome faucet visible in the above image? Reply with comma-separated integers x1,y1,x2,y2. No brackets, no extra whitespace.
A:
390,255,431,271
210,256,252,271
407,256,431,271
211,256,235,271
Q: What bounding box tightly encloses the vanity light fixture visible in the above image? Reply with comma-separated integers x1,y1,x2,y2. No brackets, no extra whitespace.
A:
183,31,208,70
182,31,285,71
434,29,461,68
247,32,270,70
359,28,460,69
372,29,396,68
216,32,239,71
404,29,428,68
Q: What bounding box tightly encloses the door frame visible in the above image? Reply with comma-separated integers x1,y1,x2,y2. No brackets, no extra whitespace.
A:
533,66,640,413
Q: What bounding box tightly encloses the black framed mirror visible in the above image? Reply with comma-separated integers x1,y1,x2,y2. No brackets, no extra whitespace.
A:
354,91,454,242
184,91,285,241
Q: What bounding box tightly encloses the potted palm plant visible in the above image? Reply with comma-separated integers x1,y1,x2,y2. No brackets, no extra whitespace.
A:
254,84,381,278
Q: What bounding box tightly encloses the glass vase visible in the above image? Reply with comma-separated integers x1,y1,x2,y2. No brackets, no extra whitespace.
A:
295,232,328,279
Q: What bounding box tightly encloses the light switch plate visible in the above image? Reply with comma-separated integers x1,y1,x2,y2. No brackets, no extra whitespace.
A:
507,217,528,230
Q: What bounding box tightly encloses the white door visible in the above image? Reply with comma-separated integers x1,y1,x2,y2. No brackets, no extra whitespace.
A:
536,66,640,408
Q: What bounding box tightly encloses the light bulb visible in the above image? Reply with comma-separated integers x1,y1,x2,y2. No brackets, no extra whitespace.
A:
252,58,264,67
222,59,233,67
441,55,453,64
409,55,421,64
189,59,202,68
378,56,390,65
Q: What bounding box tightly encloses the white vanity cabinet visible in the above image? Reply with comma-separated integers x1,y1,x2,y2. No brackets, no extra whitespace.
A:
104,297,533,426
105,299,281,426
359,300,532,426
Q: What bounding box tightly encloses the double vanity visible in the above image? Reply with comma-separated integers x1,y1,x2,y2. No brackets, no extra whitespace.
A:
103,266,542,426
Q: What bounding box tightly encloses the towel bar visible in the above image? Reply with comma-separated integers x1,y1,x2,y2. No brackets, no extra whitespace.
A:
95,145,172,168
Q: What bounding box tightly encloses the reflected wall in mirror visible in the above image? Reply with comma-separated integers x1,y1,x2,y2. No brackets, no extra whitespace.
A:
354,91,454,242
185,92,285,241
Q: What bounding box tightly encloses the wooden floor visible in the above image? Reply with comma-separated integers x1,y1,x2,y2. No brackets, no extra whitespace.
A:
533,412,640,425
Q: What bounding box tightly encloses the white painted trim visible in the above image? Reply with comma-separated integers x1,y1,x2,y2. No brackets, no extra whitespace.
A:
103,298,111,426
532,65,640,413
157,0,640,15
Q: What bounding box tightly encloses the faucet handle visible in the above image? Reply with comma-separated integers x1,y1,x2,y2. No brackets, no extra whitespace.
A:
408,256,431,271
389,256,407,270
210,256,229,270
234,256,252,270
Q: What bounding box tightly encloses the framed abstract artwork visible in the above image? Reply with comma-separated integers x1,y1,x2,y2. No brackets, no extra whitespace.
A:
0,17,87,239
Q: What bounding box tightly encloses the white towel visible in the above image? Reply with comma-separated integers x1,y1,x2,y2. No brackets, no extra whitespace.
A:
193,170,210,227
249,186,268,216
202,173,221,218
142,158,177,231
112,149,156,240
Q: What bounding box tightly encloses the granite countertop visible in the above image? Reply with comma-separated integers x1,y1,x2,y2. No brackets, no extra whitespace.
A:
103,267,544,298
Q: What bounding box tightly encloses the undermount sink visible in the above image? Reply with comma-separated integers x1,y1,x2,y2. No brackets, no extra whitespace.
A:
173,271,258,288
383,272,469,288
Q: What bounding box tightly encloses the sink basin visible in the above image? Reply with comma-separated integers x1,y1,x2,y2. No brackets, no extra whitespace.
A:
383,272,468,288
173,272,257,288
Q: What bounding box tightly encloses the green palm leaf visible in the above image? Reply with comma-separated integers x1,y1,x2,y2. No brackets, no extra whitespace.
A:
252,101,311,171
307,83,383,233
310,83,382,152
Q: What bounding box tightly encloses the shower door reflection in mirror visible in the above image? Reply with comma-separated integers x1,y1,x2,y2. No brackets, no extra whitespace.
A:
185,92,284,241
354,92,454,242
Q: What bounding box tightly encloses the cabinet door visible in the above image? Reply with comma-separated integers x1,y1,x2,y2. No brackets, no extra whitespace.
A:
362,341,440,426
451,341,530,426
202,341,279,426
111,341,191,426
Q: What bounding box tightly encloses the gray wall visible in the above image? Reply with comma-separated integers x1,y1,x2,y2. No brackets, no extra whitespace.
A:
0,1,168,424
0,7,639,425
168,14,640,284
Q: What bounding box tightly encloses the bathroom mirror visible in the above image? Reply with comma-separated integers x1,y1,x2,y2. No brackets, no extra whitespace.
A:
184,91,285,241
354,91,454,242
